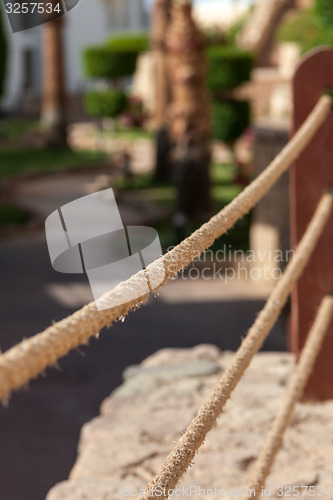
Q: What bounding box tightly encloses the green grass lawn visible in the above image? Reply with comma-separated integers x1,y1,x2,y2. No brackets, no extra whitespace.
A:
0,120,250,247
98,127,153,141
0,119,39,141
0,119,147,180
1,119,153,143
0,146,108,228
0,147,107,179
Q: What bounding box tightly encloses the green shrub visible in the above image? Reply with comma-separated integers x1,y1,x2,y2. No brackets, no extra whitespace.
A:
212,100,250,144
315,0,333,28
84,90,128,118
278,9,319,50
83,47,139,79
106,32,149,52
207,46,253,90
0,5,7,99
83,33,149,79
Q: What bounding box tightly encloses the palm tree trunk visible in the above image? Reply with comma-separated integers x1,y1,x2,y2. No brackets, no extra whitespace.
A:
166,0,212,220
152,0,171,179
41,14,67,147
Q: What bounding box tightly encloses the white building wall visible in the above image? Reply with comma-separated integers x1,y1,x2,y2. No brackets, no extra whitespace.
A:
63,0,110,95
2,0,149,110
129,0,144,30
2,15,41,109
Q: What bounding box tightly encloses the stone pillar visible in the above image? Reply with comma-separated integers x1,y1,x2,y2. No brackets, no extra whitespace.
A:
250,119,290,286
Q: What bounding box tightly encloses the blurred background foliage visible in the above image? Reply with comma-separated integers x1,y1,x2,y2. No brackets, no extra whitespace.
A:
278,0,333,53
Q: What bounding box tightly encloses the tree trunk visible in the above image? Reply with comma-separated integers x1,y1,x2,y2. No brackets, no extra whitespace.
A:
41,14,67,147
152,0,171,179
166,0,212,221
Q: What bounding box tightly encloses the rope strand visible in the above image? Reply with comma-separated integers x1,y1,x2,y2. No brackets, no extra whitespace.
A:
0,95,330,402
139,192,333,500
243,294,333,499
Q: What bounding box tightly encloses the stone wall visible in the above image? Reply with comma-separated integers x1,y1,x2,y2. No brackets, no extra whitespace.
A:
47,345,333,500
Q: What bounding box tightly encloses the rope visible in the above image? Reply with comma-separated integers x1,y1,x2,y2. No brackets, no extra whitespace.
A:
0,95,331,402
138,192,333,500
243,294,333,499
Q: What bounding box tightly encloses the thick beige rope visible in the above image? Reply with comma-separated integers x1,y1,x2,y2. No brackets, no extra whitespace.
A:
243,294,333,499
139,192,333,500
0,95,331,402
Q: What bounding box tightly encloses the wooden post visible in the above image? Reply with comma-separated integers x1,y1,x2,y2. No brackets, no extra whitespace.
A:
166,0,212,220
152,0,170,131
151,0,171,179
290,48,333,400
41,13,67,147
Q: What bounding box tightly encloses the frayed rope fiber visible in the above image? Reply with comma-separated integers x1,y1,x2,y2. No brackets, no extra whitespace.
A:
138,192,333,500
0,95,331,403
243,294,333,499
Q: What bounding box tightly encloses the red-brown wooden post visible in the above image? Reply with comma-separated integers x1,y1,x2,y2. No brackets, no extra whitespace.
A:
290,48,333,400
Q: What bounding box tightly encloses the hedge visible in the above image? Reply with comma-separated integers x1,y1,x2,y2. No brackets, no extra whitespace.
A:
315,0,333,28
83,47,139,79
212,100,250,144
207,46,253,90
106,32,149,52
84,90,128,118
84,33,149,80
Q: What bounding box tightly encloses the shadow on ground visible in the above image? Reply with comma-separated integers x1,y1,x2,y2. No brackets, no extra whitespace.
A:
0,235,287,500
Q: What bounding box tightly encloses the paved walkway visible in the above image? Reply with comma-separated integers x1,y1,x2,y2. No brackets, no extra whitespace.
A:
14,170,170,227
0,171,287,500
